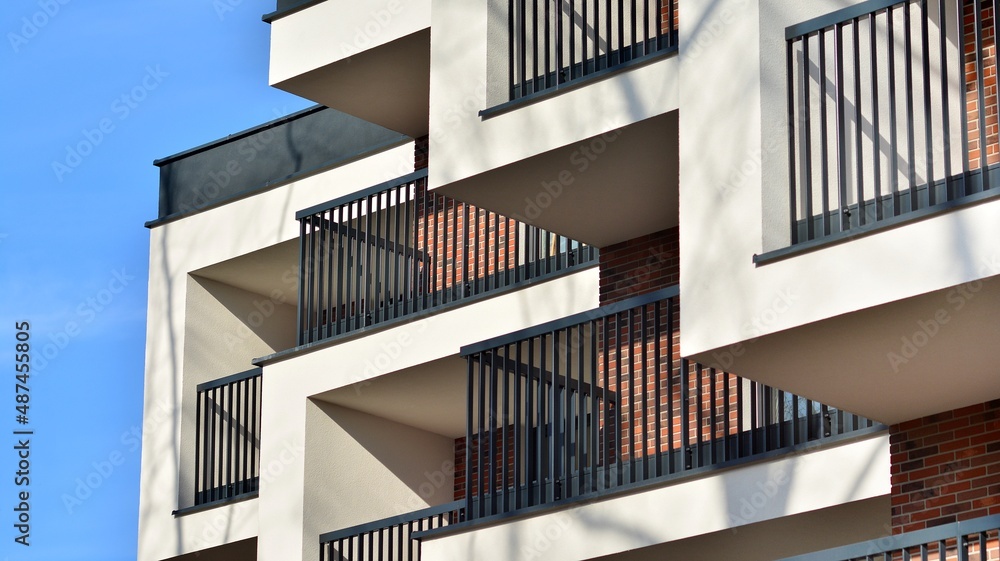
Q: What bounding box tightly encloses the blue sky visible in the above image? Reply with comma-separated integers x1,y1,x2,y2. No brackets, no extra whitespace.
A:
0,2,311,559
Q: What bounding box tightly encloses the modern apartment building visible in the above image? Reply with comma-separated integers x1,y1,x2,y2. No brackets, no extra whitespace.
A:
138,0,1000,560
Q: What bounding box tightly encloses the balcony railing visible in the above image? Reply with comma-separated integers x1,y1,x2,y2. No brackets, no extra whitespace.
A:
784,0,999,247
319,501,464,561
459,286,878,520
194,368,262,506
779,514,1000,561
296,169,598,345
506,0,679,102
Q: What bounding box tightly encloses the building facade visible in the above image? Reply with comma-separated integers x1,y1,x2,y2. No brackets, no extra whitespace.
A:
138,1,1000,560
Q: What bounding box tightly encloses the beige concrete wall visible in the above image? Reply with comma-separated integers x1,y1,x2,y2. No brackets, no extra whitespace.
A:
268,0,432,86
302,401,455,561
428,0,678,193
137,144,413,561
256,268,600,561
678,0,1000,361
176,276,296,510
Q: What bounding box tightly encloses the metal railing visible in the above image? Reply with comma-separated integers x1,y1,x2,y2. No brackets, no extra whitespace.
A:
778,514,1000,561
460,286,877,519
194,368,262,506
319,501,464,561
507,0,678,101
785,0,999,245
296,169,598,345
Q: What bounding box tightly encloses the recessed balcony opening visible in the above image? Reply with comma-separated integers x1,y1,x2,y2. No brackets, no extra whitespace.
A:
314,288,884,561
309,359,467,561
295,170,598,346
486,0,679,109
774,0,1000,258
460,287,878,520
177,250,298,511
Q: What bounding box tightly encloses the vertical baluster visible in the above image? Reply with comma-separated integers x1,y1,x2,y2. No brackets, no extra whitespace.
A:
666,297,675,473
501,344,510,514
853,18,867,226
801,36,815,241
195,389,203,503
297,217,307,344
514,341,523,509
465,357,475,517
819,29,832,236
788,39,800,245
904,3,919,207
653,300,662,477
920,0,936,206
975,0,992,191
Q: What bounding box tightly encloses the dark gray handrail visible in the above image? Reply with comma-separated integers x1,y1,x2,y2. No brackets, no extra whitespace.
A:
319,500,464,544
778,514,1000,560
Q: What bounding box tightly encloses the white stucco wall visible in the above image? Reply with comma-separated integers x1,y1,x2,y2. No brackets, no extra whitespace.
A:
268,0,432,86
137,144,413,561
678,0,1000,359
301,401,456,561
256,268,600,561
427,0,679,193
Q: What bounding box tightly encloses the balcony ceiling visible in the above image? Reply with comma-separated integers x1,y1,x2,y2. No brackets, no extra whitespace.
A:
314,356,468,439
698,276,1000,425
193,239,299,300
434,111,679,249
271,30,430,138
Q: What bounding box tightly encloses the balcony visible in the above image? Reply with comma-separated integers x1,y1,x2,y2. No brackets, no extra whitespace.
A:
179,368,262,513
766,0,1000,259
313,288,886,560
428,1,679,248
678,0,1000,426
779,514,999,561
498,0,678,108
319,501,463,561
295,169,599,346
265,0,431,136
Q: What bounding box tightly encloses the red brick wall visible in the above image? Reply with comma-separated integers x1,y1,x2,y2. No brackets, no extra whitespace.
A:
890,400,1000,533
410,135,523,298
451,228,729,504
965,0,1000,169
661,0,678,35
599,227,679,305
414,135,429,171
413,190,518,296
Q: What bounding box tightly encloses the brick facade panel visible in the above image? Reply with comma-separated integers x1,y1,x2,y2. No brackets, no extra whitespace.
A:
890,399,1000,533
